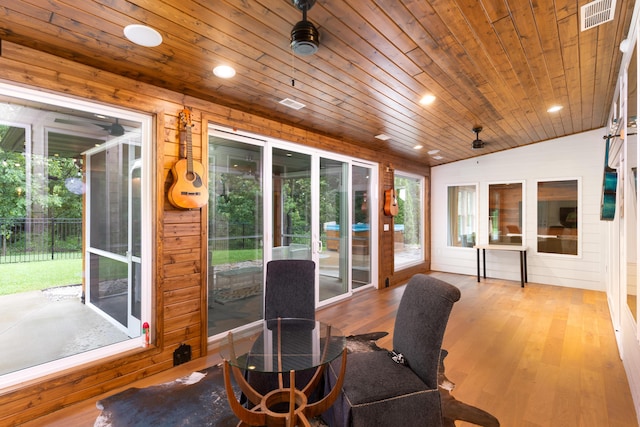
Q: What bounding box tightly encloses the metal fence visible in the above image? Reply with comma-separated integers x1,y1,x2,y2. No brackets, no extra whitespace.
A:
0,218,82,263
210,220,262,251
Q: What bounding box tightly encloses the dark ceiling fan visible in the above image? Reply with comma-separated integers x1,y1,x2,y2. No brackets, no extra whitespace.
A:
291,0,319,56
96,118,125,136
472,126,485,150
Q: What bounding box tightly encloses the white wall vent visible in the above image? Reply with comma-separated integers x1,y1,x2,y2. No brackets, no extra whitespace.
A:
581,0,617,31
279,98,305,110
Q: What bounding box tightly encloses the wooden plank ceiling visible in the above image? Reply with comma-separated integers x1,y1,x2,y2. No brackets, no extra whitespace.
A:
0,0,634,166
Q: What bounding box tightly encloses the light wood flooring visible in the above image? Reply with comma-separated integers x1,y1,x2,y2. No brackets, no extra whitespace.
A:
20,272,638,427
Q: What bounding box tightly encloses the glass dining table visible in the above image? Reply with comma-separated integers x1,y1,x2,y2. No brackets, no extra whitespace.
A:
221,318,347,427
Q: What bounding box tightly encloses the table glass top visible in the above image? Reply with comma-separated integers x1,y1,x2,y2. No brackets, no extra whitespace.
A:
221,318,345,373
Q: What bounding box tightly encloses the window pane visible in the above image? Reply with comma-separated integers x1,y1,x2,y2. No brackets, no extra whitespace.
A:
537,180,578,255
352,165,371,289
90,144,137,256
447,185,476,247
0,87,149,381
319,157,349,301
394,173,423,269
208,136,263,337
89,253,129,326
488,183,523,245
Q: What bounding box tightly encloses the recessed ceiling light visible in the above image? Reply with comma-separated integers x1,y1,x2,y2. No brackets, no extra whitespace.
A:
420,94,436,105
547,105,563,113
433,155,443,160
375,134,390,141
123,24,163,47
213,65,236,78
414,144,423,149
428,149,440,155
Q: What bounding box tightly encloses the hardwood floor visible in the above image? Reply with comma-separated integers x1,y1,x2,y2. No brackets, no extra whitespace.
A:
20,273,638,427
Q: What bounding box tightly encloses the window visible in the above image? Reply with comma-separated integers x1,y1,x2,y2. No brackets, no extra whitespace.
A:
394,172,424,269
537,180,578,255
0,83,152,387
488,182,523,245
447,185,477,247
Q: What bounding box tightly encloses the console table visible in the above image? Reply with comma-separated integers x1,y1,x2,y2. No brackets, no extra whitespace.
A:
474,244,528,287
221,318,347,427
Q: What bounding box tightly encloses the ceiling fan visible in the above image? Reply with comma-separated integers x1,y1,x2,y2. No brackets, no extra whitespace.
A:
290,0,319,56
472,126,485,150
96,118,125,136
53,116,126,136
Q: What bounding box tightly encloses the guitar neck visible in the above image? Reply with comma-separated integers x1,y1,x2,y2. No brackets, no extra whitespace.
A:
185,126,194,173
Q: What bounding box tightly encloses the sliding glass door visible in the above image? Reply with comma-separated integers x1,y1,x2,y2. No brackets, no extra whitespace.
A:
272,148,311,261
352,164,372,289
208,126,376,338
318,157,349,301
208,135,264,335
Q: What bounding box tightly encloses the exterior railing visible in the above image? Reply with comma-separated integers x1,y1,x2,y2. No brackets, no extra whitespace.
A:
0,218,82,263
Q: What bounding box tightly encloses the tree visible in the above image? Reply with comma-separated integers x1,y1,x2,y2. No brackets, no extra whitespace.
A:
0,148,28,219
0,141,83,255
46,157,83,218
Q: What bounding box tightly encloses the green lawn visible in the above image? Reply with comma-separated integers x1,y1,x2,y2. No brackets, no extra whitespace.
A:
0,248,261,296
211,248,262,265
0,259,82,295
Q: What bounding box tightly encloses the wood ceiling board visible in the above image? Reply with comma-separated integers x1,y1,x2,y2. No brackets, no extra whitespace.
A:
0,0,633,167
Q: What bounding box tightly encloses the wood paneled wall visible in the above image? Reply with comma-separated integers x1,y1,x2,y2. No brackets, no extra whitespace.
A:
0,41,429,425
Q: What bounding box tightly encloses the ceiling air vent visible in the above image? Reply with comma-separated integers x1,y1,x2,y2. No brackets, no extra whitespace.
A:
581,0,617,31
279,98,306,110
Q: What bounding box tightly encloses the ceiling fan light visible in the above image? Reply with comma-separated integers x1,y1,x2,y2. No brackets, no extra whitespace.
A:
291,20,319,55
472,139,484,150
472,126,484,149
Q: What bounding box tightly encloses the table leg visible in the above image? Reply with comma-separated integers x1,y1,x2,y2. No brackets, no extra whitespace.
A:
524,250,528,283
305,348,348,418
223,361,266,426
476,248,480,282
519,250,525,287
482,249,486,279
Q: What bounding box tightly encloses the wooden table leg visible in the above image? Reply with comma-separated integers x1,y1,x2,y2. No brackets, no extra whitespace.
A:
305,348,348,418
223,360,267,426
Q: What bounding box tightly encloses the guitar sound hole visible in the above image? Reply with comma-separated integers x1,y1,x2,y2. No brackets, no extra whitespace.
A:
185,172,203,188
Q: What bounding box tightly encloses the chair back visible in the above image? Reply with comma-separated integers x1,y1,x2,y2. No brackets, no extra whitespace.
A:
264,259,316,320
392,274,461,388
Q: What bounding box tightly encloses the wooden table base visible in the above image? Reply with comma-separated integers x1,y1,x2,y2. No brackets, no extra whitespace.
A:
223,348,348,427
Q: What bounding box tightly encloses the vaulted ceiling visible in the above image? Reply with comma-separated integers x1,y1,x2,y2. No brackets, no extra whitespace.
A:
0,0,634,166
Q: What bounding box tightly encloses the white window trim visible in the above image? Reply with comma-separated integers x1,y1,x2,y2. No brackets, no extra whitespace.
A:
0,82,153,389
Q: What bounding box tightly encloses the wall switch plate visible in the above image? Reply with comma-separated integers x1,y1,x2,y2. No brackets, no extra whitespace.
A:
383,224,390,231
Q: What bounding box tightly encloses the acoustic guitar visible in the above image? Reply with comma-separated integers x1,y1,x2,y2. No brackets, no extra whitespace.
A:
600,135,617,221
383,188,399,216
168,108,208,209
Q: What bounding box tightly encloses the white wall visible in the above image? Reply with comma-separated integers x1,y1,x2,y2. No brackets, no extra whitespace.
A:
431,129,606,291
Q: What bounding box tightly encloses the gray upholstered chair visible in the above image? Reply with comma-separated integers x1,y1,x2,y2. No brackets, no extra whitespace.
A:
324,274,461,427
244,259,317,403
